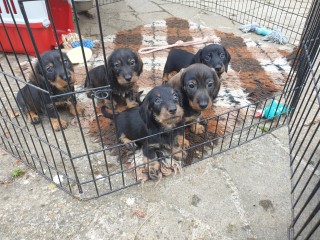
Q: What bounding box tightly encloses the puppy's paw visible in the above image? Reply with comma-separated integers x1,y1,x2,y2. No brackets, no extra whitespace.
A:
182,139,190,148
126,100,139,109
125,142,137,151
69,103,85,117
172,147,187,161
147,160,161,181
119,134,136,150
27,111,40,124
50,118,68,131
191,123,205,134
177,135,190,149
104,99,117,109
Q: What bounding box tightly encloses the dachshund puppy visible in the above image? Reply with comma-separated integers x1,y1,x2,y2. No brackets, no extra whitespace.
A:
163,44,230,83
167,63,221,134
84,48,143,108
16,50,82,131
101,85,189,179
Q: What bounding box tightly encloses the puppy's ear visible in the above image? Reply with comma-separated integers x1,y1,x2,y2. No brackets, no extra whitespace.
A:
106,57,114,83
210,68,221,100
139,96,152,127
167,68,185,89
35,60,43,77
193,49,203,63
223,47,231,72
136,53,143,76
29,60,44,85
175,88,183,106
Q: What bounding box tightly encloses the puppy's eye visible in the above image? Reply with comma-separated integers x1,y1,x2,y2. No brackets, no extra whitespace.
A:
155,97,162,104
130,59,135,66
220,53,225,58
46,66,53,73
204,55,211,62
63,59,69,65
188,83,195,89
208,81,214,88
114,63,120,69
173,93,178,100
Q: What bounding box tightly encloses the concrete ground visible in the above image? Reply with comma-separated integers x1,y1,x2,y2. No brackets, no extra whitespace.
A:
0,128,291,240
0,0,301,239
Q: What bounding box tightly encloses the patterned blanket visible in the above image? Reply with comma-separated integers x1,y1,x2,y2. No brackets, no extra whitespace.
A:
79,17,292,139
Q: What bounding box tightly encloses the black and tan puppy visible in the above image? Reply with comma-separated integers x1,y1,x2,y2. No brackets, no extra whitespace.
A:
16,50,82,131
167,63,220,134
163,43,230,83
101,85,189,179
85,48,143,108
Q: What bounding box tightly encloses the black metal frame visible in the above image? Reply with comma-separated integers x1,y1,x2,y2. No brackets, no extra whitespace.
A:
0,1,319,237
282,0,320,238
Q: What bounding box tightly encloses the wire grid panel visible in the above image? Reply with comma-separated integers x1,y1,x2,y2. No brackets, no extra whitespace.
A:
283,0,320,238
0,0,312,201
164,0,313,45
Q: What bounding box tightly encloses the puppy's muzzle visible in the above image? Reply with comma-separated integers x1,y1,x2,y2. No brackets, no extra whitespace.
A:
214,64,222,73
61,74,73,83
124,74,132,82
199,100,208,109
168,104,177,114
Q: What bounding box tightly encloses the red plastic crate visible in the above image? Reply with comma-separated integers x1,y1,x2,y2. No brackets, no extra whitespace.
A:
0,0,74,56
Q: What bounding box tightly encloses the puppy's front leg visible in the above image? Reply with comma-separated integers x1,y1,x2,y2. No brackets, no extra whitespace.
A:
45,103,68,131
26,111,40,124
68,97,85,117
142,142,161,180
172,132,189,161
125,98,139,108
190,116,206,134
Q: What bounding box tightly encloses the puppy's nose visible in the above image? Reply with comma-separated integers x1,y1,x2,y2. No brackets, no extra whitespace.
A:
62,74,71,81
124,75,132,82
199,101,208,109
215,65,222,72
168,105,177,114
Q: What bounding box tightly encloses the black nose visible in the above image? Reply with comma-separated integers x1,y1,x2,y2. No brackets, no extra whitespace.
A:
199,101,208,109
168,105,177,114
62,74,71,81
215,65,222,72
124,75,132,82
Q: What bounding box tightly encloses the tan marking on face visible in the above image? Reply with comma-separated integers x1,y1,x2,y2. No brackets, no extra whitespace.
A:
131,73,139,83
27,111,39,124
154,104,184,129
117,75,131,86
188,92,212,112
216,64,225,76
50,117,68,131
50,72,75,91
